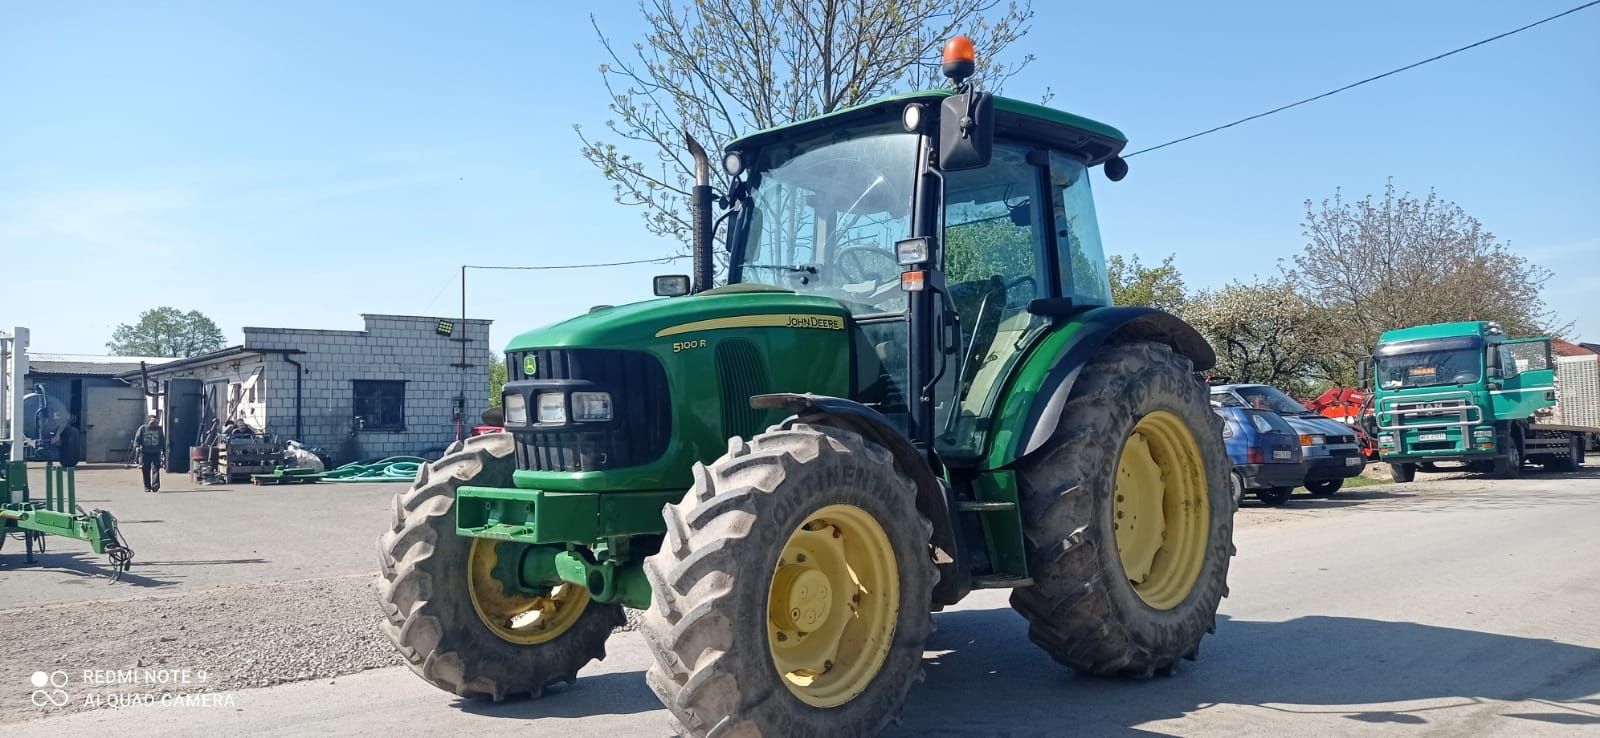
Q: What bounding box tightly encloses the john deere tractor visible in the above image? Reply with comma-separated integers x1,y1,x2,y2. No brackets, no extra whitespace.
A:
378,38,1233,736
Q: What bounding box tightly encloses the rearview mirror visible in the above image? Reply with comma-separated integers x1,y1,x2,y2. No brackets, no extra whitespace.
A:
1356,358,1371,391
653,274,691,297
1485,345,1501,379
938,90,994,171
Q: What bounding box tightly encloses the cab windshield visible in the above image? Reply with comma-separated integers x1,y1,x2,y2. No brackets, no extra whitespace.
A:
731,123,917,314
1374,337,1484,389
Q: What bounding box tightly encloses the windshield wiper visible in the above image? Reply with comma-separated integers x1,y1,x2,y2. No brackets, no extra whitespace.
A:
744,264,818,274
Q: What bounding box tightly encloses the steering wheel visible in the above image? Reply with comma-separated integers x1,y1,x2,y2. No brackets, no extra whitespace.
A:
834,245,900,284
1002,275,1037,308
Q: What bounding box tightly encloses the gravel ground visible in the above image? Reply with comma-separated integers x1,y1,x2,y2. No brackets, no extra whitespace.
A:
2,572,646,724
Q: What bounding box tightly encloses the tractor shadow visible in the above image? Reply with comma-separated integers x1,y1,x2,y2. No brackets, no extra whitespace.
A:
451,669,658,719
897,609,1600,735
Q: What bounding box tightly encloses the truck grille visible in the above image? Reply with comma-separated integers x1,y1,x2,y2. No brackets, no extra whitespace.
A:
505,348,671,472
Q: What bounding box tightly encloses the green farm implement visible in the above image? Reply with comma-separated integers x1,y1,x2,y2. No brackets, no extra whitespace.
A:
2,327,135,578
1,461,134,578
377,37,1234,736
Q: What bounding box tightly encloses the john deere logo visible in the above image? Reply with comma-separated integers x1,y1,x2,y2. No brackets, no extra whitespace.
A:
523,355,538,377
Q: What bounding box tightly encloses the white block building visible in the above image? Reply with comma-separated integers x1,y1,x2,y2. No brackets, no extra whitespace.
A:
128,314,492,463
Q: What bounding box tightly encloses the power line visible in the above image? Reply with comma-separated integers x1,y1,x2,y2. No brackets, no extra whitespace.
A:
462,255,688,271
1125,0,1600,158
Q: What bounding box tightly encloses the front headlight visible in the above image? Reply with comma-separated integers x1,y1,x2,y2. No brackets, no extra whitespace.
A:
536,392,566,424
571,391,613,421
1300,434,1327,446
503,392,527,425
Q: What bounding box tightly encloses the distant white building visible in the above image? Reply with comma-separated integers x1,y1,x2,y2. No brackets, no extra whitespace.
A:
126,314,493,465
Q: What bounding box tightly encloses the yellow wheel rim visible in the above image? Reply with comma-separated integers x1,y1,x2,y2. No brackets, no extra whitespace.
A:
766,504,899,708
467,539,589,645
1113,410,1209,611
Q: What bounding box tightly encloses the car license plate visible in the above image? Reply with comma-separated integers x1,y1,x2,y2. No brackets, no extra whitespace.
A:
1272,450,1292,460
1420,432,1447,442
1345,456,1362,466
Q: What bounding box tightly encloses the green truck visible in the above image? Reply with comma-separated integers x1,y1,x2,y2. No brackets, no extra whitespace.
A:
1367,320,1595,481
377,39,1235,736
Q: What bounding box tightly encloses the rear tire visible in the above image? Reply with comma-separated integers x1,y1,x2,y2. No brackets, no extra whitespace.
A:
1389,462,1416,483
375,433,623,700
639,423,935,737
1255,487,1293,507
1545,437,1581,473
1303,478,1343,498
1229,470,1245,509
1010,341,1233,678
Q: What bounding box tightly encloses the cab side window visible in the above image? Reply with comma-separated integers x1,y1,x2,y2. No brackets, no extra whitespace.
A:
1049,151,1111,306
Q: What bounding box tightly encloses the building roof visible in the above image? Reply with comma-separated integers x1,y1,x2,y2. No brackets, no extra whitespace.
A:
28,353,174,377
116,345,290,378
1554,338,1598,356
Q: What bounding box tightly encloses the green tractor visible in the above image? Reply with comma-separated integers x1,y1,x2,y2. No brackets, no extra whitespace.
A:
377,39,1233,736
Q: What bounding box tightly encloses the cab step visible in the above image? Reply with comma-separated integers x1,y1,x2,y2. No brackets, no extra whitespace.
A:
957,500,1016,512
972,574,1033,588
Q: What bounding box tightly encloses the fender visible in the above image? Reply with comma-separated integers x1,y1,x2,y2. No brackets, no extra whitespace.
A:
751,393,968,605
983,306,1215,470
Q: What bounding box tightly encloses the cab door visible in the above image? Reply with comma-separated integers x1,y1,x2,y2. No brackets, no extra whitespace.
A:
1495,337,1556,418
934,141,1052,459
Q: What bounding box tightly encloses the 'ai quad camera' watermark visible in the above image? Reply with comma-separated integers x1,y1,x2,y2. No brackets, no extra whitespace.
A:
29,669,238,709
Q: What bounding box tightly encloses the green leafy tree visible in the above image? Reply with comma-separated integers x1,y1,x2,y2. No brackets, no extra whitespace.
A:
107,307,226,358
580,0,1036,250
488,360,507,408
1184,278,1339,396
1286,181,1561,385
1107,253,1186,312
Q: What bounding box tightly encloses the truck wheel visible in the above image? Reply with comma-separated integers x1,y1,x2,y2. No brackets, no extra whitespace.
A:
640,423,935,737
1255,487,1293,507
1389,462,1416,483
375,433,623,700
1010,341,1233,678
1303,479,1343,498
1545,437,1581,473
1491,439,1522,478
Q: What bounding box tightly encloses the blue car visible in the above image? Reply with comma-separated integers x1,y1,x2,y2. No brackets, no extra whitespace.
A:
1211,384,1367,498
1213,405,1304,507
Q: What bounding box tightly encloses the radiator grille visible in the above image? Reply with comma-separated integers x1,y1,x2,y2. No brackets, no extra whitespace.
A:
715,339,770,440
504,348,670,472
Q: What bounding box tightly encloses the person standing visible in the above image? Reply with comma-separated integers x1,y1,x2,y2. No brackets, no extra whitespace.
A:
55,415,84,469
132,414,165,493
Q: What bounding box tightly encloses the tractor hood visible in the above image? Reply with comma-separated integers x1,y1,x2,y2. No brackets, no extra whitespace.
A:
504,285,853,353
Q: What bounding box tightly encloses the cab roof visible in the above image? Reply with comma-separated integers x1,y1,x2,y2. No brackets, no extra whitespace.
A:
1378,321,1499,345
726,89,1129,166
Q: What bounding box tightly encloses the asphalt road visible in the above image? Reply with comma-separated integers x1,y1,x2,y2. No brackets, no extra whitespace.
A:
9,469,1600,736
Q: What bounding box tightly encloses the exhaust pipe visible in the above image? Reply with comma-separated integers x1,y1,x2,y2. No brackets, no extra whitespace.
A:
684,131,714,293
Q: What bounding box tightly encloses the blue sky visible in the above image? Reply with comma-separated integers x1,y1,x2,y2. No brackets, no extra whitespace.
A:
2,1,1596,354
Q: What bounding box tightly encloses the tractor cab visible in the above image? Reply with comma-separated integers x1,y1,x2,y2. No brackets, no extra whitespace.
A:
715,82,1128,462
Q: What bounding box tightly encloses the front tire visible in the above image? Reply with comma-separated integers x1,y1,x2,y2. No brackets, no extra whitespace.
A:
375,433,623,700
1304,478,1343,498
1010,341,1234,677
1492,438,1522,478
639,423,935,737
